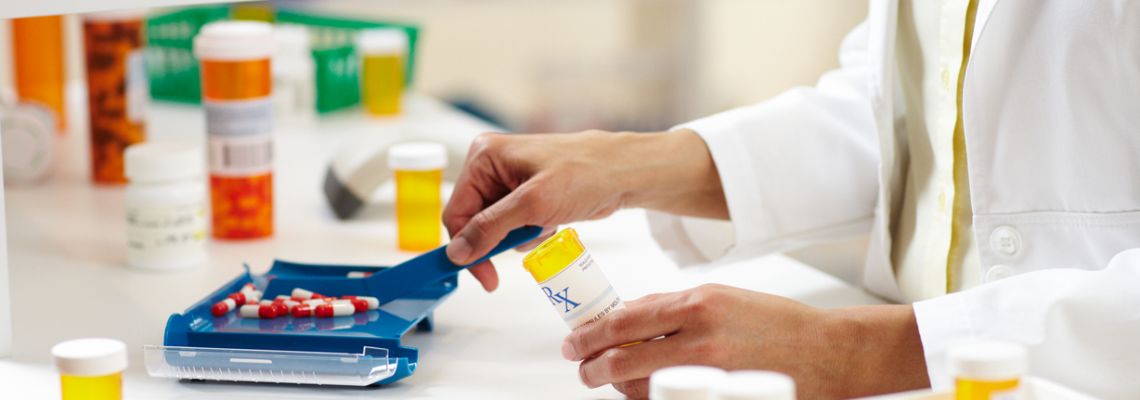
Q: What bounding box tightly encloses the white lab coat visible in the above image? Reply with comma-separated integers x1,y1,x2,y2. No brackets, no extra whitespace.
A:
648,0,1140,397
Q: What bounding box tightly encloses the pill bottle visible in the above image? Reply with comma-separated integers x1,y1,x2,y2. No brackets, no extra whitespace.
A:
1,102,57,184
388,142,445,251
650,365,727,400
83,10,148,184
194,21,275,239
124,142,208,271
11,16,67,132
271,25,315,126
949,341,1026,400
712,371,795,400
52,338,127,400
356,29,407,117
522,228,624,329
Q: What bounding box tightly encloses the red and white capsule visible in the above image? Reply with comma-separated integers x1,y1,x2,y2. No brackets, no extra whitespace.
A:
291,304,313,318
341,296,379,310
240,304,279,319
241,289,262,304
211,298,238,317
314,303,354,318
346,271,373,278
291,288,325,301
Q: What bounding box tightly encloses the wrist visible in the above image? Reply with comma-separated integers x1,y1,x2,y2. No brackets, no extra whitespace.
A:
614,129,725,218
825,305,931,397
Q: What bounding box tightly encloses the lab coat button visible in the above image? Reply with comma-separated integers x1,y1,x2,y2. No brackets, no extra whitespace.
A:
989,226,1022,257
985,264,1014,282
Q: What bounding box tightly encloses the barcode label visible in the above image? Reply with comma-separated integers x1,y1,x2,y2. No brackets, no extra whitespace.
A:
209,133,273,176
205,98,274,176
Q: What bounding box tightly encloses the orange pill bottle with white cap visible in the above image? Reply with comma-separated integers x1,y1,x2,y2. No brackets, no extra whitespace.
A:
194,21,275,239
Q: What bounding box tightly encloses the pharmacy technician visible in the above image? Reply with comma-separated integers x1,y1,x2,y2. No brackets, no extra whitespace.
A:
442,1,1140,399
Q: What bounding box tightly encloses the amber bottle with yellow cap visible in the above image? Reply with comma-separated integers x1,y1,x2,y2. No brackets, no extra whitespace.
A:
523,228,623,329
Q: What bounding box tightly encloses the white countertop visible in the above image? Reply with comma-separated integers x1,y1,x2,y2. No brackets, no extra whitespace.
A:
0,97,884,399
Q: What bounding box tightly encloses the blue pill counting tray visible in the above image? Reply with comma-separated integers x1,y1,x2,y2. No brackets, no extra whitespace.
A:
144,226,542,387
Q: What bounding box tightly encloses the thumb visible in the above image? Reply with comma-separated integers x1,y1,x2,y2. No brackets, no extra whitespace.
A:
446,188,538,265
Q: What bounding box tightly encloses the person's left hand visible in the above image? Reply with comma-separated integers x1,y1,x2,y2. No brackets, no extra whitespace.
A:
560,284,930,399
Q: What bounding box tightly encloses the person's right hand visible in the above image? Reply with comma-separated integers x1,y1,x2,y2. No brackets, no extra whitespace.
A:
443,129,725,292
444,130,632,291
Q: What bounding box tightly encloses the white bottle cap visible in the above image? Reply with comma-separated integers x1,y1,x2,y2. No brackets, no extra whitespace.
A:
712,371,795,400
125,141,204,183
388,142,447,171
1,102,56,184
356,28,408,55
650,365,727,400
194,21,275,61
52,338,128,377
949,341,1027,381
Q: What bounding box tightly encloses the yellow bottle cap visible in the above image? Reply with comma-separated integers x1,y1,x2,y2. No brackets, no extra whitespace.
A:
522,228,585,283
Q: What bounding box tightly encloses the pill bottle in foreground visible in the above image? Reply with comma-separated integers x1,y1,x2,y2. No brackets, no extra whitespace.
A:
83,10,148,184
356,28,407,117
388,142,446,251
194,21,275,239
650,365,727,400
949,341,1026,400
523,228,624,329
52,338,127,400
125,142,208,271
712,370,795,400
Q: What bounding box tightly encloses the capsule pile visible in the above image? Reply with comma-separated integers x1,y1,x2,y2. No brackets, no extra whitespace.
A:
211,286,380,319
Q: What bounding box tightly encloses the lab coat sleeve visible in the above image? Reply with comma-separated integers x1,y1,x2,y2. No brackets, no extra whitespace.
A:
647,22,879,266
913,249,1140,399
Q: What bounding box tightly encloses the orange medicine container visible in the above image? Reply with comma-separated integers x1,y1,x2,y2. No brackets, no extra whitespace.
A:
11,16,67,132
83,11,148,184
194,22,276,239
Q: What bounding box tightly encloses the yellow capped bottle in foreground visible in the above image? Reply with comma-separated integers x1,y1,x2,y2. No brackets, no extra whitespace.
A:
950,341,1026,400
523,228,623,328
53,338,127,400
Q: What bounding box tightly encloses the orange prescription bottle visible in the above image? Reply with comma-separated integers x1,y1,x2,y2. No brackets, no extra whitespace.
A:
356,29,407,117
950,341,1026,400
11,16,67,132
52,338,127,400
388,142,446,251
194,22,276,239
83,11,148,184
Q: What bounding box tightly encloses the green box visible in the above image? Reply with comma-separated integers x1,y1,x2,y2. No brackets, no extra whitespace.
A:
145,6,230,104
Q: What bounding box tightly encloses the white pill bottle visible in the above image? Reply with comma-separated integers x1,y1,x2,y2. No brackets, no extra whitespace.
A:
124,142,208,271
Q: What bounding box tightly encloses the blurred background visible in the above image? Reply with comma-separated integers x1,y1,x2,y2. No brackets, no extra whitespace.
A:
0,0,868,277
1,0,867,132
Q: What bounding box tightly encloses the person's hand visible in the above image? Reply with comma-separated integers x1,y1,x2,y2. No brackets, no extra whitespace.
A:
560,284,930,399
443,130,725,291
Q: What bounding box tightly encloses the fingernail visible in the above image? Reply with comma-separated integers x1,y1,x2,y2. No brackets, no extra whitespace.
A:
447,236,472,264
561,340,577,361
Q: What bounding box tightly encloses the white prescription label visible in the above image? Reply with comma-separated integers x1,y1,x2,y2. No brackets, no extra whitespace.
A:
537,252,624,329
205,98,275,176
126,203,208,263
